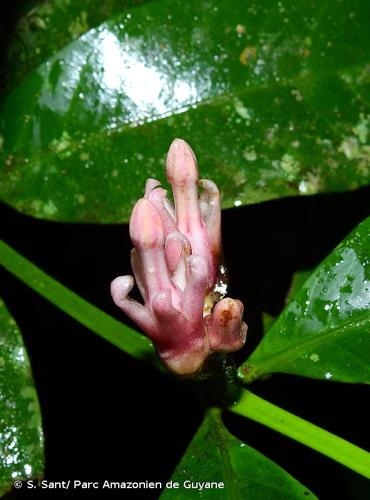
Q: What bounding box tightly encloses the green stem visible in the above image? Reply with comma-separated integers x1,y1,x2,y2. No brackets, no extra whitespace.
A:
229,389,370,479
1,239,369,478
0,239,158,367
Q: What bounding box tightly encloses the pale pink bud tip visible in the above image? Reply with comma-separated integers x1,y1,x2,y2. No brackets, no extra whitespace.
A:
215,298,244,327
208,298,247,353
129,198,164,249
110,275,134,307
166,138,199,185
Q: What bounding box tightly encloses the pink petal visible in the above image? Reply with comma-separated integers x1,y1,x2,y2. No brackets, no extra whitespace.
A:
162,346,210,377
140,247,175,305
144,178,161,193
129,198,164,250
129,197,174,304
151,289,188,350
110,276,154,334
166,138,203,237
166,138,198,185
166,139,216,289
130,248,145,300
144,178,176,236
182,255,208,323
152,290,209,376
165,231,191,287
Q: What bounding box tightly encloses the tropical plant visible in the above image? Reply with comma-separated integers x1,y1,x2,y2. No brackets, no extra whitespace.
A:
0,0,369,498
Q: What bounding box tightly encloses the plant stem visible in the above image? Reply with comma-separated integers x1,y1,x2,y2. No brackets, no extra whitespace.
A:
1,238,369,478
0,239,158,367
229,389,370,479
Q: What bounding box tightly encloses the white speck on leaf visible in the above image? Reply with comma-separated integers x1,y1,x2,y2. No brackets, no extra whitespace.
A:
234,99,252,123
43,200,58,216
243,148,257,161
280,154,300,181
309,353,320,363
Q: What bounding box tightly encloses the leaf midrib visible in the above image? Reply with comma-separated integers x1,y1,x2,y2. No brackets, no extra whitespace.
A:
1,61,366,172
210,411,315,497
210,412,239,500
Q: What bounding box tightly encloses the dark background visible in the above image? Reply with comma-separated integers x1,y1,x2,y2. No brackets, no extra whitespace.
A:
1,187,370,499
1,1,370,498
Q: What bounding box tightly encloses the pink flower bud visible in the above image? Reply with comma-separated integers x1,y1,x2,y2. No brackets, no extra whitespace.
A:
111,139,247,376
129,198,164,249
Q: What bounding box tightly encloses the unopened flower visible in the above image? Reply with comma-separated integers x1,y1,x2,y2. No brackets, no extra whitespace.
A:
111,139,247,376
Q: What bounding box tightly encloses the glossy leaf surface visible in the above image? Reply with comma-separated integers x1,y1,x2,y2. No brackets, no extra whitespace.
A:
161,410,315,499
1,240,369,480
0,298,44,496
239,216,370,383
0,0,369,222
2,0,147,92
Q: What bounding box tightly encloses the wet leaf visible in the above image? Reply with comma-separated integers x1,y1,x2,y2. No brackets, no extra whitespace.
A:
161,410,315,499
0,0,369,222
0,298,44,496
2,0,148,93
285,270,312,305
239,216,370,384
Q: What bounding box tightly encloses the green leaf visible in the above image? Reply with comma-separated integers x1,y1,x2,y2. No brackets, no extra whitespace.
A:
3,0,148,93
161,410,315,499
1,240,369,478
239,216,370,384
0,298,44,496
1,0,369,222
0,239,157,368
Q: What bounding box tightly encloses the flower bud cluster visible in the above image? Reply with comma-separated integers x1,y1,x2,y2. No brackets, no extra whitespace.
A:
111,139,247,375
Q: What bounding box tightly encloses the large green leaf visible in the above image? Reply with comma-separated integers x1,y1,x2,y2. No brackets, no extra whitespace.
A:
239,216,370,384
161,410,315,499
3,0,148,93
0,0,369,222
0,298,44,496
